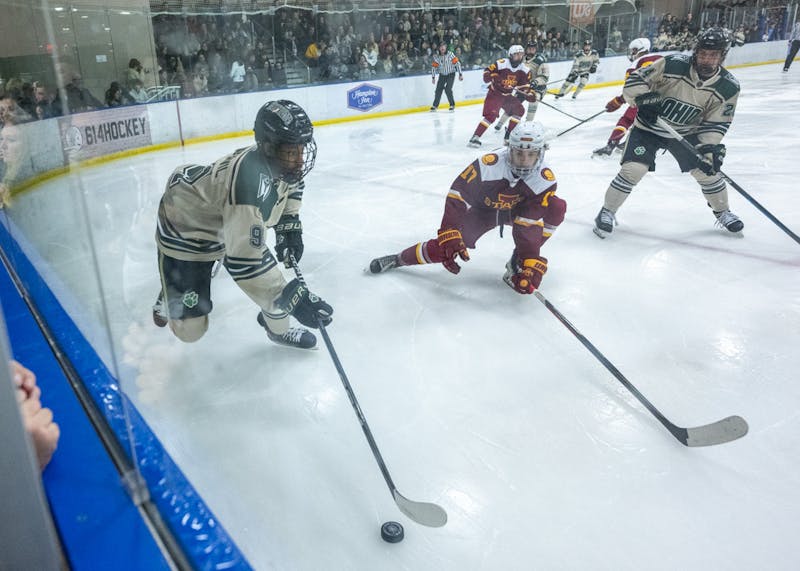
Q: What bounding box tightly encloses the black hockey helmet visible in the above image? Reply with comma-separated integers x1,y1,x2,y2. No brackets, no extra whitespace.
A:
692,27,730,78
583,39,592,52
254,100,317,182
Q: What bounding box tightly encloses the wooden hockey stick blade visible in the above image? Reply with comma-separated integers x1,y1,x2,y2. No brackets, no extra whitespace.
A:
679,415,749,447
393,490,448,527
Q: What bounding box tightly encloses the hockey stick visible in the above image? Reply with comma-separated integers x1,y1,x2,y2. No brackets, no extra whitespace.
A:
538,98,586,121
533,290,749,447
656,117,800,245
287,254,448,527
555,109,606,138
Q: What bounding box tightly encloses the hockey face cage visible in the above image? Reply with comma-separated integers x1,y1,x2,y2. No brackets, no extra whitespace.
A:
508,122,547,177
692,28,730,77
273,139,317,184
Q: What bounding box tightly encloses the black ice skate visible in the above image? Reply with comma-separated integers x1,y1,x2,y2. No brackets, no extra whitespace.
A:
467,136,481,148
593,207,616,239
449,105,455,112
714,210,744,233
258,312,317,350
369,254,399,274
494,123,504,131
553,92,565,99
501,255,519,291
592,142,615,157
153,292,168,328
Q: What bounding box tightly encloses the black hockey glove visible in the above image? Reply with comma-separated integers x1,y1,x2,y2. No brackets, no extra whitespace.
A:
634,91,663,123
589,64,597,73
276,279,333,329
566,71,578,83
533,83,547,97
694,143,726,175
275,214,303,267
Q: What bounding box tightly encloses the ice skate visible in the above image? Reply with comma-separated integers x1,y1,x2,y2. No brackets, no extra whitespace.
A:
369,254,399,274
494,123,504,131
592,142,615,157
593,207,616,239
449,105,455,112
467,135,482,148
429,106,437,112
553,92,564,99
714,210,744,233
258,312,317,350
152,292,168,328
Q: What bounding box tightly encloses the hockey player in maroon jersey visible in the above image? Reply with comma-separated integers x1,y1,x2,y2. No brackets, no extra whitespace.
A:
467,45,537,148
593,38,662,157
369,122,566,295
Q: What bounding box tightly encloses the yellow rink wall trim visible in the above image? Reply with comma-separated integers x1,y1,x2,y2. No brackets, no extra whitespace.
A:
8,59,785,200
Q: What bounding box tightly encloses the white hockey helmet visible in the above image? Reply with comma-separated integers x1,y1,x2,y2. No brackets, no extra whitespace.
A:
507,121,547,178
508,44,524,66
627,37,651,61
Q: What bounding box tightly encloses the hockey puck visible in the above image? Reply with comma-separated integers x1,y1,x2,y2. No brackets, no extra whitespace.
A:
380,521,404,543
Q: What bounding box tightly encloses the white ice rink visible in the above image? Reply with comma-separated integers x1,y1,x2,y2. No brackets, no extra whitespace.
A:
13,62,800,569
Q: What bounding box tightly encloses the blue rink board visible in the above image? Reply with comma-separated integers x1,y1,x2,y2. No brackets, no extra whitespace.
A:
0,215,252,571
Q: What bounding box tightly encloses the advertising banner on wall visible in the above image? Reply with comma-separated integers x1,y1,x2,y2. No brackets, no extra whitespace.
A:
569,0,597,27
58,105,152,163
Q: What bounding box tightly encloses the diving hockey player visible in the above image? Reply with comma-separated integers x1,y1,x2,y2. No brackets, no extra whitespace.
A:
370,122,566,296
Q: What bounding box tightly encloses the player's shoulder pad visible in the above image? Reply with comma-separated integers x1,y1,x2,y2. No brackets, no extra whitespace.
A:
591,49,599,55
480,152,502,167
233,147,274,205
714,67,740,99
539,166,556,182
573,51,582,58
663,53,692,76
475,152,505,180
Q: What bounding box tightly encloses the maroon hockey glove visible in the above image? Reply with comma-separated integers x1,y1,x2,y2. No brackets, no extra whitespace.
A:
605,95,624,112
437,228,470,275
508,256,547,294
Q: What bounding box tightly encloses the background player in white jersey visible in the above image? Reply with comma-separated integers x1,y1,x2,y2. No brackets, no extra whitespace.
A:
153,100,333,349
593,28,744,239
369,122,566,295
554,40,599,100
494,42,550,134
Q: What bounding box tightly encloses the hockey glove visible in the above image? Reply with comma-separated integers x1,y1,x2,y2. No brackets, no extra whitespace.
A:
605,95,624,113
589,64,598,73
276,279,333,329
634,91,663,123
275,214,303,267
505,256,548,294
533,82,547,98
694,143,726,175
437,228,470,275
565,72,578,83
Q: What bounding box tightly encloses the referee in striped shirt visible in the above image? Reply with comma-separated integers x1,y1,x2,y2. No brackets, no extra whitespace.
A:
430,43,463,112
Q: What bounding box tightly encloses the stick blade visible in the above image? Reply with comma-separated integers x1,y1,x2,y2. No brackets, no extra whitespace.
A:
684,415,749,447
393,490,447,527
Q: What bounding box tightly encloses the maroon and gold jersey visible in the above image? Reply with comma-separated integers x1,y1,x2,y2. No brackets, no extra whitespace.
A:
483,58,533,95
440,149,562,259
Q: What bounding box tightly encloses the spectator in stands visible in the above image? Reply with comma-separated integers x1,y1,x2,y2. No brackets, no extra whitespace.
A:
31,83,53,120
124,58,146,90
272,61,287,87
305,39,323,67
9,360,59,470
52,73,102,115
363,35,379,70
129,79,149,103
733,26,746,47
230,57,246,90
105,81,123,107
356,55,375,80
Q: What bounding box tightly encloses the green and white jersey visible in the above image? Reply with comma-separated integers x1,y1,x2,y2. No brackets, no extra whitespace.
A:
569,50,599,75
525,54,550,89
623,54,739,144
156,145,303,309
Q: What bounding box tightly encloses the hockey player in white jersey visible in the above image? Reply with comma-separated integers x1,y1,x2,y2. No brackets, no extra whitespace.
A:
153,100,333,349
593,28,744,239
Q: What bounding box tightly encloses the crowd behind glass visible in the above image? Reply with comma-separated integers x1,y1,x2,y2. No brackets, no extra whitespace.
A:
0,1,796,123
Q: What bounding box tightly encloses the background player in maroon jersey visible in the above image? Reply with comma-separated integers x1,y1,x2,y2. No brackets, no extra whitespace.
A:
467,45,537,148
369,122,566,295
593,38,662,157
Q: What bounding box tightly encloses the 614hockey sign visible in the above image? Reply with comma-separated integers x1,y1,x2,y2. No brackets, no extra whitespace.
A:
58,105,152,163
